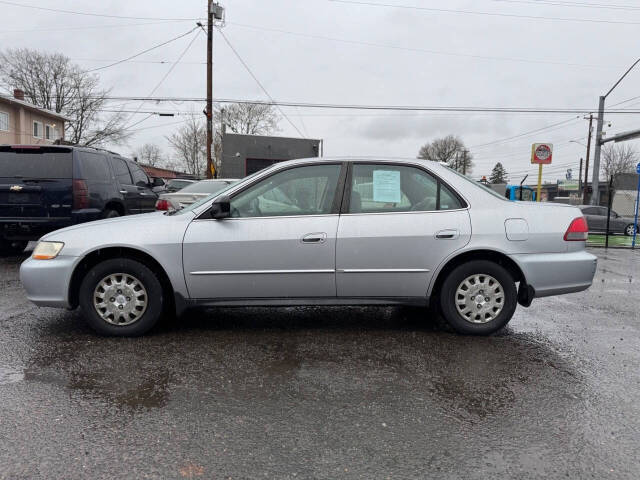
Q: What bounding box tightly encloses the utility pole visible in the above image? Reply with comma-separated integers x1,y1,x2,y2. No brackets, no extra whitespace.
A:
583,114,593,204
591,57,640,205
578,157,583,192
205,1,225,179
462,149,468,176
205,0,214,179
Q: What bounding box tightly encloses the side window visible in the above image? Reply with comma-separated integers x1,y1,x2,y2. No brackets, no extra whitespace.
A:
348,164,462,214
110,157,133,185
230,164,342,218
33,121,42,138
79,152,111,181
129,163,150,187
0,111,9,131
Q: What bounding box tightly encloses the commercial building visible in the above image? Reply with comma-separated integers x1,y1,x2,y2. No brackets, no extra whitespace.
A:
219,133,322,178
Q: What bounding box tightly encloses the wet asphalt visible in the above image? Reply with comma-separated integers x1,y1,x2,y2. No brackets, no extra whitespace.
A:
0,248,638,479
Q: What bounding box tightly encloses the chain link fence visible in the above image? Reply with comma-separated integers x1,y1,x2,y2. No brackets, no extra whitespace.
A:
585,173,639,248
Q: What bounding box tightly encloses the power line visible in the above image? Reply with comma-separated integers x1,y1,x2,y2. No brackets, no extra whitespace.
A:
0,0,200,21
74,58,205,66
0,20,193,35
469,118,580,149
226,21,618,69
489,0,640,11
93,97,640,114
122,30,203,130
86,26,200,73
214,27,307,138
328,0,640,26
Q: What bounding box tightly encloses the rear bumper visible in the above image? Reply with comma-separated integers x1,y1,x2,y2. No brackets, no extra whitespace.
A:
1,210,101,241
19,255,78,308
510,250,597,298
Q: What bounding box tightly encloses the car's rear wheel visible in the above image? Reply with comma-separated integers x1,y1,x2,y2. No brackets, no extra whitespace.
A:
624,224,636,236
79,258,164,336
439,260,517,335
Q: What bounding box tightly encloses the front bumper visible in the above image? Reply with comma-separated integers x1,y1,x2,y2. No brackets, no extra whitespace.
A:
510,250,598,298
19,255,78,308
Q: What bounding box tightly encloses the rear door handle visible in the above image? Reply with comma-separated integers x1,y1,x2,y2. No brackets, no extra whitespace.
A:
119,190,127,195
436,229,459,239
302,232,327,244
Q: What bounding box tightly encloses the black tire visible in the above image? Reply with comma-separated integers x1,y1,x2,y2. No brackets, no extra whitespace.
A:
79,258,164,336
624,224,636,237
102,209,120,219
439,260,517,335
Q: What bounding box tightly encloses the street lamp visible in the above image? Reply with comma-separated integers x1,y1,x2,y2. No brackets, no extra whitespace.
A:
591,57,640,205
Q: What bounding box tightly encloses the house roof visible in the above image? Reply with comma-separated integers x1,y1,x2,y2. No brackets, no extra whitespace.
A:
0,95,71,121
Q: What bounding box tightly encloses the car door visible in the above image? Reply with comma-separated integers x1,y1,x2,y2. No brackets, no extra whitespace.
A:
109,156,139,214
182,162,346,299
336,162,471,298
128,161,158,213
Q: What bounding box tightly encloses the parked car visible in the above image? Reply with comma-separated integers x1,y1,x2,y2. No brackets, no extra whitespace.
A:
155,179,238,211
164,178,196,193
578,205,638,236
20,158,597,337
0,145,164,251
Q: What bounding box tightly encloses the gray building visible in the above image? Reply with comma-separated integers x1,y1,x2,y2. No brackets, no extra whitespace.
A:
220,133,322,178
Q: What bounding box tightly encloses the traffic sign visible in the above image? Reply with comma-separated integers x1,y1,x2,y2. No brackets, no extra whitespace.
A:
636,162,640,174
531,143,553,164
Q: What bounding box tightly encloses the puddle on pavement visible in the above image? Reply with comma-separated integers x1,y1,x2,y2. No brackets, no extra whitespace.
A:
0,366,24,385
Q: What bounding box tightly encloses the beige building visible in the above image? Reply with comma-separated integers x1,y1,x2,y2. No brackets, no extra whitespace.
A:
0,89,69,145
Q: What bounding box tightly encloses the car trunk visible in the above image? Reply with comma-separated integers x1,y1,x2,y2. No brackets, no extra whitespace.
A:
0,147,74,220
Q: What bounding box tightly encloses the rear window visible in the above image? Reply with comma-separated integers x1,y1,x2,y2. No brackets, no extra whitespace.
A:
0,148,72,179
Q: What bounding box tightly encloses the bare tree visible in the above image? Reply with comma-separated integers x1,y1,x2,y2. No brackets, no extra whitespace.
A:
0,48,128,146
417,135,474,174
133,143,164,168
215,103,280,136
166,115,207,176
601,143,637,180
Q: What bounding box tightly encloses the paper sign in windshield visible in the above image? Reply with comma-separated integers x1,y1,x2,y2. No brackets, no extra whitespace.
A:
373,170,401,203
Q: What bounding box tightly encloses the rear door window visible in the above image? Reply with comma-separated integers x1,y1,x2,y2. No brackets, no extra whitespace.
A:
79,152,112,182
110,157,133,185
129,163,149,187
0,147,72,178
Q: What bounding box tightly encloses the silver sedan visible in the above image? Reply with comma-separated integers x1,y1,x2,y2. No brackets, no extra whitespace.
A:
20,158,597,336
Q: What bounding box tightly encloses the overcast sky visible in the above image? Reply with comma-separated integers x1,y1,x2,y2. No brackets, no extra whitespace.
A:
3,0,640,182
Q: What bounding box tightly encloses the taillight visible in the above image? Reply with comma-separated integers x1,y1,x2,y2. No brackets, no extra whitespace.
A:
155,199,170,211
564,217,589,241
72,179,89,210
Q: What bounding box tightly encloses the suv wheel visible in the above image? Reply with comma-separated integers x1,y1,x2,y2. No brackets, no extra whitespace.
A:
103,209,120,219
439,260,517,335
79,258,164,336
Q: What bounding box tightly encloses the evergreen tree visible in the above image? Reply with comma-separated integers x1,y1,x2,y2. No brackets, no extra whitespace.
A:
489,162,508,184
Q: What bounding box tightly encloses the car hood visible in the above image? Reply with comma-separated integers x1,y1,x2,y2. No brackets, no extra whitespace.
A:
39,211,194,257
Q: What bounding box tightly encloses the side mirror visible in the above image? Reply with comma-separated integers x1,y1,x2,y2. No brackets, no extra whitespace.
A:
210,195,231,219
151,177,165,187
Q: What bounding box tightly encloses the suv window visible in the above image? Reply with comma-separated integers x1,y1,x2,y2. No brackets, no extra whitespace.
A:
110,157,133,185
230,164,342,218
79,152,111,182
349,164,462,213
129,162,149,187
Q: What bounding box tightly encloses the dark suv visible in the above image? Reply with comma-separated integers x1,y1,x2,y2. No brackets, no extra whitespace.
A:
0,145,164,249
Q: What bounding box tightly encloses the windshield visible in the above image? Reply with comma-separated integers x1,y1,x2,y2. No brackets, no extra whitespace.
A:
444,166,508,201
177,180,235,194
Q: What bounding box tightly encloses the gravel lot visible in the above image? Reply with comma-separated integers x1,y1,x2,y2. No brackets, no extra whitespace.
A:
0,248,638,479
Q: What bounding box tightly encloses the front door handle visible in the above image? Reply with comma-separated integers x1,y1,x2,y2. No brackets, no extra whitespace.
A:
302,232,327,244
436,229,459,239
119,190,127,195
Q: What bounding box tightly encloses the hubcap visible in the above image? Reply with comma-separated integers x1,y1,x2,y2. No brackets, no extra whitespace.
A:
455,274,504,324
93,273,147,326
626,225,635,236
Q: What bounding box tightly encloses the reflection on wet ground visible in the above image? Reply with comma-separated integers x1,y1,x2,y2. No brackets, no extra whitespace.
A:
0,248,638,479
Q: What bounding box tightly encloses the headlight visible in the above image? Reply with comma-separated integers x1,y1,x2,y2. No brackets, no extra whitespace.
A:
32,241,65,260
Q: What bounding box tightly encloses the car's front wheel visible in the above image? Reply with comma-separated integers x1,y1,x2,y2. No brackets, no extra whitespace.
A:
439,260,517,335
79,258,164,336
